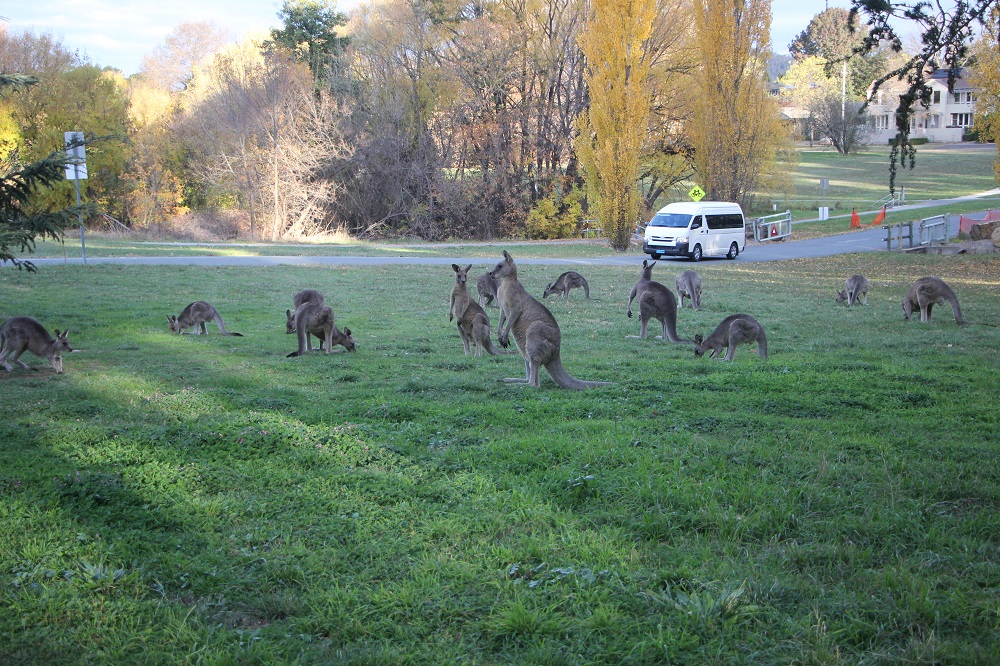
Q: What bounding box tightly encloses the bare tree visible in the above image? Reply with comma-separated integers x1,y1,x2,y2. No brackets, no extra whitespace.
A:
810,95,873,154
140,22,228,92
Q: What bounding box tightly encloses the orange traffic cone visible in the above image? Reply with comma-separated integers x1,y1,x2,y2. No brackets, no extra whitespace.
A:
872,205,886,226
850,208,860,228
770,224,777,237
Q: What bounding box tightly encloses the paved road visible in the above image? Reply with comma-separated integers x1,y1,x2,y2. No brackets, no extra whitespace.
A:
27,202,995,269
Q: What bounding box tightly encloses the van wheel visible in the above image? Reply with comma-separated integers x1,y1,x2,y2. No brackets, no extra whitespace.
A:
726,242,739,260
691,245,702,262
649,252,663,259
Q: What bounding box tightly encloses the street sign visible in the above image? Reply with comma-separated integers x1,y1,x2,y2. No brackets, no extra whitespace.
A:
64,131,87,180
819,178,829,191
688,185,706,202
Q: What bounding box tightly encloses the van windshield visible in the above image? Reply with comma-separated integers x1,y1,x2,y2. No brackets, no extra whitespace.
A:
648,213,693,229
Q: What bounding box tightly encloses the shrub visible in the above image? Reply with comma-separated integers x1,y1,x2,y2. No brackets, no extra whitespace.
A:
524,188,584,240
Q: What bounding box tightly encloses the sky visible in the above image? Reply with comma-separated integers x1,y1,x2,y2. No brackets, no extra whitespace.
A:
5,0,844,77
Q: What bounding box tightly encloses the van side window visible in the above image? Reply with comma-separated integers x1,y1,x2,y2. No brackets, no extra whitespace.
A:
690,216,702,230
706,213,745,230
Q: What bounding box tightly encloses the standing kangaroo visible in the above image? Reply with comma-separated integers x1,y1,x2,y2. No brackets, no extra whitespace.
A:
449,264,506,357
836,275,869,307
543,271,590,300
626,260,693,343
168,302,243,336
675,270,702,310
287,290,326,349
694,314,768,361
902,276,963,324
0,317,73,374
477,273,500,308
286,302,355,357
489,251,612,389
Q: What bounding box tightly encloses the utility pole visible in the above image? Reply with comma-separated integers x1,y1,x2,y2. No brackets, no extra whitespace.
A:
841,60,847,150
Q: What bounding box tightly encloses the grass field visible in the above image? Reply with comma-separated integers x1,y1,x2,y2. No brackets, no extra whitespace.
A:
2,250,999,664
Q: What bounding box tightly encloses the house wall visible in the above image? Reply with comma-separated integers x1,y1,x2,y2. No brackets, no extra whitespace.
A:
867,73,977,144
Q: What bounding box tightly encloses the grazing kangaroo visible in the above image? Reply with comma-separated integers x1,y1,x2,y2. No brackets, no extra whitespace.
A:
287,290,327,349
0,317,72,374
489,251,612,389
694,314,768,361
675,270,702,310
902,276,963,324
168,302,242,336
477,272,499,308
543,271,590,300
449,264,507,357
286,302,355,357
626,260,693,343
836,275,869,307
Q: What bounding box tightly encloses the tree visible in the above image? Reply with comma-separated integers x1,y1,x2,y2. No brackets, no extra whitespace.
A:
967,7,1000,181
574,0,658,251
810,95,872,153
140,22,228,92
267,0,349,88
852,0,1000,190
0,75,88,271
688,0,787,209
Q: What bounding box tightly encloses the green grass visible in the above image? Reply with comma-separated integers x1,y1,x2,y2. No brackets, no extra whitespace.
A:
777,145,999,213
2,251,1000,664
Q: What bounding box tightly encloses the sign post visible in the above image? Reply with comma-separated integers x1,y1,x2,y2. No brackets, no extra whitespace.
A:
64,132,88,264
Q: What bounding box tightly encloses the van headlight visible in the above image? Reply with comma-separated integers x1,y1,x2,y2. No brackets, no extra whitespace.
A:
677,236,688,244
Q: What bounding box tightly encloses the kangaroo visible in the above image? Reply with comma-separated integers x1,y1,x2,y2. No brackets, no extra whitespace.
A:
286,302,355,357
626,260,693,343
489,251,612,389
449,264,507,357
902,276,963,324
543,271,590,300
0,317,73,374
168,302,243,336
836,275,869,307
477,272,500,308
694,314,768,361
675,270,702,310
287,290,327,349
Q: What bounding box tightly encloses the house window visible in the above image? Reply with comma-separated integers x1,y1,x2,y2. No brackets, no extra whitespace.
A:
969,92,977,103
933,90,941,104
954,93,961,103
876,90,884,105
951,113,972,127
929,114,939,129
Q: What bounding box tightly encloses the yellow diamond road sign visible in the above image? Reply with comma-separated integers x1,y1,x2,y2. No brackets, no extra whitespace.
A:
688,185,706,202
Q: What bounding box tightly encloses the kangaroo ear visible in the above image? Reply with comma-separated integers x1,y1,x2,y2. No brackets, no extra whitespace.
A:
694,334,703,344
503,250,513,261
343,327,351,336
642,260,649,268
286,309,292,317
54,329,61,337
464,264,472,273
452,264,460,272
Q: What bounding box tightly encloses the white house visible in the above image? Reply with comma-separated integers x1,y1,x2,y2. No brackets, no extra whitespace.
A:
867,68,978,144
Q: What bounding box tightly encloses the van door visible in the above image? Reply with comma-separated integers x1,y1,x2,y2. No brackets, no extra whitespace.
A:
691,215,713,256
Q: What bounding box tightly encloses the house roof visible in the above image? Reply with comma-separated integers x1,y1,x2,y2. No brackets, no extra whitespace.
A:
929,67,972,90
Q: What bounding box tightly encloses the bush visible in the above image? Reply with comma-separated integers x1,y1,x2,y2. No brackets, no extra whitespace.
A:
888,137,929,146
524,188,584,240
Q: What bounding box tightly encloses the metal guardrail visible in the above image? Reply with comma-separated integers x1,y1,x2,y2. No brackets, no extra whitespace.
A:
874,189,905,209
883,214,951,251
918,215,949,246
748,210,792,242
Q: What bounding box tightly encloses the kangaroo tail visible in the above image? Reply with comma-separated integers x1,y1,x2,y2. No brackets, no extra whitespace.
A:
582,278,590,299
226,332,244,337
213,313,243,336
545,355,613,390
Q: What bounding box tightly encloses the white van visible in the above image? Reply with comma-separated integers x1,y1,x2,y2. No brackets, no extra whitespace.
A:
642,201,746,262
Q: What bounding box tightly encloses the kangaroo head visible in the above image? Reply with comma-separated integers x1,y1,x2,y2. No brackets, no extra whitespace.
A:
489,252,515,280
167,315,181,334
901,298,912,320
836,290,848,303
641,260,656,278
543,283,554,298
336,327,356,352
693,334,706,357
286,309,295,334
452,264,472,285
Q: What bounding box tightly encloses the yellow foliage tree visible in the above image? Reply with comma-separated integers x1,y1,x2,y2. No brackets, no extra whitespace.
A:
968,7,1000,182
689,0,787,208
574,0,657,251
